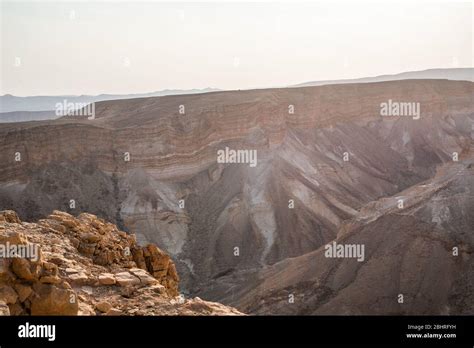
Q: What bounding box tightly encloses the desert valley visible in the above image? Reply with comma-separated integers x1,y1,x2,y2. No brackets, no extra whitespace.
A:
1,75,473,316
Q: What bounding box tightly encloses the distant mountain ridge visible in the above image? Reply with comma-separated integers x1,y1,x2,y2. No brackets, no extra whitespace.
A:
0,88,221,113
1,68,473,123
291,68,474,87
0,110,57,123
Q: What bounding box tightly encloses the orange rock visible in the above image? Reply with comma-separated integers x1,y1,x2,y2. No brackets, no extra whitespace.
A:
30,283,78,315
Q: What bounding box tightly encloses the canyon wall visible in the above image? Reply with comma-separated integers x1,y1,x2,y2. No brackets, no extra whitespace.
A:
0,79,473,314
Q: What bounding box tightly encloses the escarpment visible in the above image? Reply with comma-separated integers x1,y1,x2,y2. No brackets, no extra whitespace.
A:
0,80,472,182
0,79,473,314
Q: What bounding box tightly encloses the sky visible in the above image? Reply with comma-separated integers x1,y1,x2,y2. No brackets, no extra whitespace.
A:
1,0,473,96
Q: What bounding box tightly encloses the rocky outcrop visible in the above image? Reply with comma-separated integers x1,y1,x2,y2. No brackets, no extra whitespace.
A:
41,210,180,296
0,210,242,315
0,216,78,315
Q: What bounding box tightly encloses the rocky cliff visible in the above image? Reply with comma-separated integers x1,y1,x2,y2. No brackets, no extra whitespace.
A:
0,210,242,315
0,79,473,314
216,159,474,314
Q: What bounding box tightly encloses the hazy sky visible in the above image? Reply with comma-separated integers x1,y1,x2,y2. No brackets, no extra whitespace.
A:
1,0,472,96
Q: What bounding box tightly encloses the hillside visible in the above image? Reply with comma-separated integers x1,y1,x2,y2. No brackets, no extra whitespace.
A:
0,79,472,314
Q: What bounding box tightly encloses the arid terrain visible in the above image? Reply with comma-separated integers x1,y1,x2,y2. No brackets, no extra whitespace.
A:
0,209,242,316
0,79,473,315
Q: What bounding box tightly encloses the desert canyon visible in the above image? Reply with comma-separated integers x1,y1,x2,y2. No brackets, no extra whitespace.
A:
0,78,473,315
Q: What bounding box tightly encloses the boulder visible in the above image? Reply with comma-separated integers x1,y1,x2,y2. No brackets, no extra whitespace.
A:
68,273,89,284
95,301,112,313
11,258,40,281
0,285,18,304
14,284,33,302
115,272,140,286
129,268,158,285
98,273,116,285
30,283,78,315
48,211,79,229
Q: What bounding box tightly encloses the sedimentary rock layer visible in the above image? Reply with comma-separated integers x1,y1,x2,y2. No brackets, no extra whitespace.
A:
0,79,472,314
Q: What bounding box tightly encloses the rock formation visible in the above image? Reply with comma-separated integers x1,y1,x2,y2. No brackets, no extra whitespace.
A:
0,79,472,314
213,159,474,314
0,210,242,315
